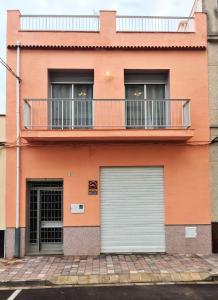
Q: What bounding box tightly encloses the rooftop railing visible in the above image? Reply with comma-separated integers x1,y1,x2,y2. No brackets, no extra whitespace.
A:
116,16,195,32
24,99,191,130
20,15,100,31
19,14,195,33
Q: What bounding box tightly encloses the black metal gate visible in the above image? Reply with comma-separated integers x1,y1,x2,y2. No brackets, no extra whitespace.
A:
27,181,63,254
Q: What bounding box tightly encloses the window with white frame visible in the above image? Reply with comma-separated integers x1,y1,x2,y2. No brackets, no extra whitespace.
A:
124,71,169,128
49,70,93,129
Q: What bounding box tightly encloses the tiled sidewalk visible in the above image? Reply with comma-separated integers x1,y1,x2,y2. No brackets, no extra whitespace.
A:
0,254,218,285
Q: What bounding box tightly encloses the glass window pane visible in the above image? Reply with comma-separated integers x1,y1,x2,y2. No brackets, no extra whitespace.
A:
146,84,166,128
125,85,145,128
74,84,93,128
51,84,72,129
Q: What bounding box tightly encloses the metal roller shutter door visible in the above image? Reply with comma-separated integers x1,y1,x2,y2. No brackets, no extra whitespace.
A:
100,167,165,253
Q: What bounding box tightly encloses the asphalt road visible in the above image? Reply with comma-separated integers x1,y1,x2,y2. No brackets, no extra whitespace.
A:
1,284,218,300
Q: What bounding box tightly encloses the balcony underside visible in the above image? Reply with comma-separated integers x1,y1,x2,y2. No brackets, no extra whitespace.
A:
21,129,194,142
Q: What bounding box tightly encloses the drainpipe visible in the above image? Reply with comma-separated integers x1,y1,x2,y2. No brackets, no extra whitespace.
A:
14,41,21,257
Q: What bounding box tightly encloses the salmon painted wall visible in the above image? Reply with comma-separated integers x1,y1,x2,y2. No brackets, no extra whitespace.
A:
6,48,210,228
6,10,210,229
15,143,210,228
17,49,209,140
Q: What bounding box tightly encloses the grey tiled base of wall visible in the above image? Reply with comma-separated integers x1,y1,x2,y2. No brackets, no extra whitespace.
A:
5,228,14,259
6,227,100,257
5,228,25,259
63,227,100,256
64,225,212,256
5,225,211,257
20,227,25,257
165,225,212,255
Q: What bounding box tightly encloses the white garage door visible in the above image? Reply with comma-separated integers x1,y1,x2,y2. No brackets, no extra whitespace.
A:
100,167,165,253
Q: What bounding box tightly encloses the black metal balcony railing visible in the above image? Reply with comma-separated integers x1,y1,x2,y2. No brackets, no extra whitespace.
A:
24,99,191,130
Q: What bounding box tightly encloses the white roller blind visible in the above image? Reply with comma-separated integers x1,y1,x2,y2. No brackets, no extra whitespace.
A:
101,167,165,253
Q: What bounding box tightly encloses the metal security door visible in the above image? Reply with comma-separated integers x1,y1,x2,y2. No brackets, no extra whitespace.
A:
40,189,63,253
28,182,63,255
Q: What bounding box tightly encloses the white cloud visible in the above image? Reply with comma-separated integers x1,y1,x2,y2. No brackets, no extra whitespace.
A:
0,0,195,113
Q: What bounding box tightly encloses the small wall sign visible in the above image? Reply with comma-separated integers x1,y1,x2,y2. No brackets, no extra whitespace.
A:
70,204,85,214
88,180,98,195
185,226,197,238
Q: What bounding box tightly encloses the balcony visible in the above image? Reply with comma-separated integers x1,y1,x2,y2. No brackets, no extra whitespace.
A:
21,99,194,142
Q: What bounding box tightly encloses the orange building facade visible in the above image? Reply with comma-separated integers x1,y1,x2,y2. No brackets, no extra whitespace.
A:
5,10,211,258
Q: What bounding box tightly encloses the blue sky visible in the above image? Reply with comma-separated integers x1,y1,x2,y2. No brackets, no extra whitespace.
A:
0,0,195,114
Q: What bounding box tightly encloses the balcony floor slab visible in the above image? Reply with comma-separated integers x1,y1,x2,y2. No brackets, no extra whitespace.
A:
21,129,194,142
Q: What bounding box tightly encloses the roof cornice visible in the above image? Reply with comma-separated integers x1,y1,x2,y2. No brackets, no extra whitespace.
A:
7,44,206,50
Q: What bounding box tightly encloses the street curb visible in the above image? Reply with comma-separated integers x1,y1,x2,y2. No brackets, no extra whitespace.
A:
0,272,216,288
50,272,212,285
0,280,53,287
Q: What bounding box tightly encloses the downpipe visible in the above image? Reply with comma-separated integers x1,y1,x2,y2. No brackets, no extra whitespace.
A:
14,41,21,258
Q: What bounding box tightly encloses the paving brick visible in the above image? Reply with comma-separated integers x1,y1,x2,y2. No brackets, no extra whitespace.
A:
170,272,182,282
159,273,173,282
78,275,89,285
98,275,109,284
139,272,154,282
129,273,141,282
190,272,203,281
119,274,130,283
179,273,193,282
108,274,119,283
66,276,79,285
88,275,100,284
0,254,218,285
